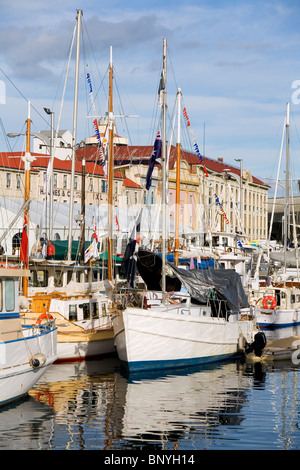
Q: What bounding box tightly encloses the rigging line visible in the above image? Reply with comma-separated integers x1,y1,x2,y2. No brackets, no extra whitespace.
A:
56,20,77,141
148,65,164,146
82,18,107,103
50,22,79,122
0,67,52,131
114,70,132,146
181,96,198,154
167,47,179,93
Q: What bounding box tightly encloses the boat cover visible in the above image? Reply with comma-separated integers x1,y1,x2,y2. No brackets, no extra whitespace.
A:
270,249,300,268
168,264,249,310
136,249,249,310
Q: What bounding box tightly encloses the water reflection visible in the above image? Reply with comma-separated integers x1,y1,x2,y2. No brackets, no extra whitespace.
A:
0,350,299,450
112,361,252,448
0,396,56,450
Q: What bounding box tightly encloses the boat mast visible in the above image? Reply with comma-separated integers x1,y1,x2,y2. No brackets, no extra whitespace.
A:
162,38,167,302
284,102,290,273
107,46,114,281
80,155,85,262
68,9,82,262
23,100,31,296
174,88,181,266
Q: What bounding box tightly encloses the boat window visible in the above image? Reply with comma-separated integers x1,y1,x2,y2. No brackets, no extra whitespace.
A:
212,236,219,247
82,303,89,320
222,237,228,247
69,304,77,321
54,270,63,287
91,302,99,319
67,270,73,284
102,303,107,317
5,279,15,312
29,270,49,288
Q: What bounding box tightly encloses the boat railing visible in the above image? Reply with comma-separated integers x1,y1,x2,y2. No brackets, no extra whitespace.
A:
114,288,234,321
20,313,56,330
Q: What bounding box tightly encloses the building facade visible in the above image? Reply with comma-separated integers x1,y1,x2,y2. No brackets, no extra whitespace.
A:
0,140,269,255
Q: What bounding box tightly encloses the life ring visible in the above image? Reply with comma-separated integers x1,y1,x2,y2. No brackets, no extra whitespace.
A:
36,312,54,325
262,295,277,310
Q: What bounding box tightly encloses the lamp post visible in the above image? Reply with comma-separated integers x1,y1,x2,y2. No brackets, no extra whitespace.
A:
43,108,54,240
234,158,243,233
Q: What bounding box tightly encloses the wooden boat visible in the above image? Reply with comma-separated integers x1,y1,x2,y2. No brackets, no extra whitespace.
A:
21,280,115,362
0,267,57,407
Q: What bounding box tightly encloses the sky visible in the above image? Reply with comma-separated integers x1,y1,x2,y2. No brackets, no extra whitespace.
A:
1,0,300,185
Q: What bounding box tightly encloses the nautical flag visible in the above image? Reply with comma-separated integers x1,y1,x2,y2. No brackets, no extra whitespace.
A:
84,238,99,263
158,71,165,107
20,216,28,263
86,73,95,111
101,125,109,179
120,209,143,287
92,223,98,242
93,119,102,149
146,131,162,190
115,215,120,231
94,121,108,178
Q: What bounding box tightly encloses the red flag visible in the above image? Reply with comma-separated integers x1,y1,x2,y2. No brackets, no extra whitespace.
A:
20,216,28,263
92,225,98,243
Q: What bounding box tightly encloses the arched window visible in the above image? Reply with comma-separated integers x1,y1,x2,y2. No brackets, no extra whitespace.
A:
12,232,22,252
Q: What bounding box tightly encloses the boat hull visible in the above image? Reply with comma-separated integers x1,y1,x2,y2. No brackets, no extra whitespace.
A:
255,308,300,328
0,326,57,406
112,307,256,372
56,328,115,362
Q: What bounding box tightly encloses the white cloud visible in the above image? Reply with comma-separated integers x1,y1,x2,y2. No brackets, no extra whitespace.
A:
0,0,300,180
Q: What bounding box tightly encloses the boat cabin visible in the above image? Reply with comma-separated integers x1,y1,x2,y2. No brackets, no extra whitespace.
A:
0,268,29,341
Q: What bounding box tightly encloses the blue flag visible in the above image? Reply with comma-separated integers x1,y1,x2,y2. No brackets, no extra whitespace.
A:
146,131,162,190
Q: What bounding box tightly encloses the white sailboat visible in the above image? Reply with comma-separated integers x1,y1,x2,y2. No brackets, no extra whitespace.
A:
253,103,300,328
0,267,57,407
112,38,266,373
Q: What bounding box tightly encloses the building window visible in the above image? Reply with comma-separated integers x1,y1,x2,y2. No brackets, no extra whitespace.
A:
89,177,93,192
134,192,137,204
6,173,10,188
16,174,20,189
54,173,57,188
126,191,129,205
101,180,107,193
74,176,78,189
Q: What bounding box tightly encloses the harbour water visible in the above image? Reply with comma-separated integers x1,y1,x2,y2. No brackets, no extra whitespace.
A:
1,343,300,453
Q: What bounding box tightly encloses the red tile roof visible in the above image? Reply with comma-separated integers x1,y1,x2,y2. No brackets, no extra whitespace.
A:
0,145,268,189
